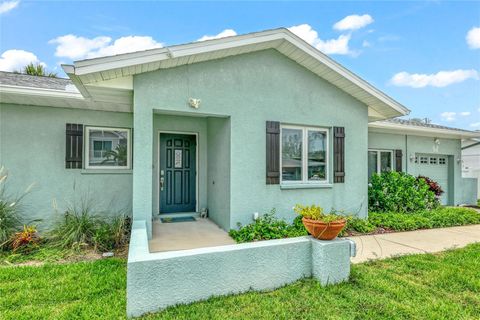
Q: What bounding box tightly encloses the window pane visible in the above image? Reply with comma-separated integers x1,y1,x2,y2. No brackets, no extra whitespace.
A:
308,130,326,181
380,152,392,173
282,128,302,181
368,151,377,180
88,128,129,167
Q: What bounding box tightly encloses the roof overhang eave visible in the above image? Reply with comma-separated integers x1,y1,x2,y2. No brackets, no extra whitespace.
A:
369,121,480,139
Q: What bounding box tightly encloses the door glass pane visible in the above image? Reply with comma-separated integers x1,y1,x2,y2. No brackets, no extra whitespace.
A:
368,151,377,180
307,130,327,181
380,151,392,173
282,128,302,181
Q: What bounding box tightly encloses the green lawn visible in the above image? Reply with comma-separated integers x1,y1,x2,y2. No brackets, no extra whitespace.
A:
1,244,479,319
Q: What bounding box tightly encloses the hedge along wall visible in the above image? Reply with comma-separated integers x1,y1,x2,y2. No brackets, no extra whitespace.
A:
126,220,356,317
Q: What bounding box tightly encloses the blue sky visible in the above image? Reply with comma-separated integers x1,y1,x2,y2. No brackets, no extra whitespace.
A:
1,1,479,129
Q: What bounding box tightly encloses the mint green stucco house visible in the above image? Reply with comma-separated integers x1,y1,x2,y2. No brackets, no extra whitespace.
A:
1,28,478,237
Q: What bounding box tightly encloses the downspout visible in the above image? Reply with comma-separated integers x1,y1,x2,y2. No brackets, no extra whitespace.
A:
405,134,408,172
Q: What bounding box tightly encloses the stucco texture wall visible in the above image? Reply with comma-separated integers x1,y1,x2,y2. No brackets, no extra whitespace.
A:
0,103,133,229
134,49,369,229
368,131,466,205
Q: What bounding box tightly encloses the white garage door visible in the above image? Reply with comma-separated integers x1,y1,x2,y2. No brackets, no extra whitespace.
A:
416,154,449,205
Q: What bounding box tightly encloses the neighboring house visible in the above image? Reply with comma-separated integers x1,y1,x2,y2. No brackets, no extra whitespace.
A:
462,139,480,199
368,119,479,205
0,28,478,237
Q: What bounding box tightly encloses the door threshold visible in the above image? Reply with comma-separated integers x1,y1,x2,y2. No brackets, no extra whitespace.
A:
157,212,199,220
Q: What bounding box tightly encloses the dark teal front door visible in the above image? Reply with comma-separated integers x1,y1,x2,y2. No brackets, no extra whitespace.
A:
159,134,196,213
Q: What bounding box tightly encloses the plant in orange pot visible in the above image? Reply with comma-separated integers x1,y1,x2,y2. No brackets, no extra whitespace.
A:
294,204,346,240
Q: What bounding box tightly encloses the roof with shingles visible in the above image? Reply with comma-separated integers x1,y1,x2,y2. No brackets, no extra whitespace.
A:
384,118,475,133
0,71,73,91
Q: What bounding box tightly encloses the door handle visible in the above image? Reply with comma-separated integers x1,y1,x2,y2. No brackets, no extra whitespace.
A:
160,170,165,191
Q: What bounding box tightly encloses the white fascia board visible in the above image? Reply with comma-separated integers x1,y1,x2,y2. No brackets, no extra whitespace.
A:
369,121,480,139
64,28,409,118
72,31,285,76
0,84,85,100
281,32,410,116
62,64,92,99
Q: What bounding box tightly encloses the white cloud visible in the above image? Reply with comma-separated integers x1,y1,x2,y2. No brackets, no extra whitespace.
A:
333,14,374,31
89,36,163,58
440,112,456,122
50,34,163,60
197,29,237,42
460,111,471,116
390,69,479,88
0,0,19,14
470,122,480,128
289,24,353,55
466,27,480,49
0,49,45,72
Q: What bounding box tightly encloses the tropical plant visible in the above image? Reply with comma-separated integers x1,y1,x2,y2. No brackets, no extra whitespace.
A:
11,225,41,252
102,144,128,166
0,167,34,250
17,63,57,77
417,175,444,197
369,171,438,213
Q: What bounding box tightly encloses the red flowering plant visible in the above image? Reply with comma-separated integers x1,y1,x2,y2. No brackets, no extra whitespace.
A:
11,225,41,252
417,175,444,198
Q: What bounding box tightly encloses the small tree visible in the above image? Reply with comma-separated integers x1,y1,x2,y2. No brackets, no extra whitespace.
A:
18,63,57,77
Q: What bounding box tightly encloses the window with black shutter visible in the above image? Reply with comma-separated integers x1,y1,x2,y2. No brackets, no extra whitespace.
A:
333,127,345,183
266,121,280,184
395,149,403,172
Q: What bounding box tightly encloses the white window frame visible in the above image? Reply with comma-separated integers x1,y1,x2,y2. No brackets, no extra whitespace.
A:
368,149,394,174
84,126,132,170
280,125,329,185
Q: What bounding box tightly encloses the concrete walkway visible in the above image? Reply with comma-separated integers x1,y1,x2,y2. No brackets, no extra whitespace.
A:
149,218,235,253
350,225,480,263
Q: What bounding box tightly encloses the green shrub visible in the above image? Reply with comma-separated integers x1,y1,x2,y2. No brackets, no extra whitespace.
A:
344,216,377,234
368,207,480,231
369,171,438,213
229,209,307,243
50,200,130,252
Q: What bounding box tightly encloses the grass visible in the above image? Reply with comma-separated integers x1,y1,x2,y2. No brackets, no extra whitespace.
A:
1,243,479,319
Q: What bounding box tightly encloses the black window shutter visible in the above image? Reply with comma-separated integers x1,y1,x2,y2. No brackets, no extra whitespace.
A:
395,149,403,172
333,127,345,183
66,123,83,169
266,121,280,184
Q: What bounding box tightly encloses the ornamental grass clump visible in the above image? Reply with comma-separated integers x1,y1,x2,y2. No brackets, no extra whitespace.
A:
50,199,131,252
0,167,34,250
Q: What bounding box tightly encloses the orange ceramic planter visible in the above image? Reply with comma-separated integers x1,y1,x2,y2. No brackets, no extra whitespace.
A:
302,217,346,240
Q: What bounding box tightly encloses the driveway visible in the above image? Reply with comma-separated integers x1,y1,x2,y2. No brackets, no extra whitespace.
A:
349,224,480,263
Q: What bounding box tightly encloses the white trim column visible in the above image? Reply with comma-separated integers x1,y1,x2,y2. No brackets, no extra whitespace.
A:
132,104,153,239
